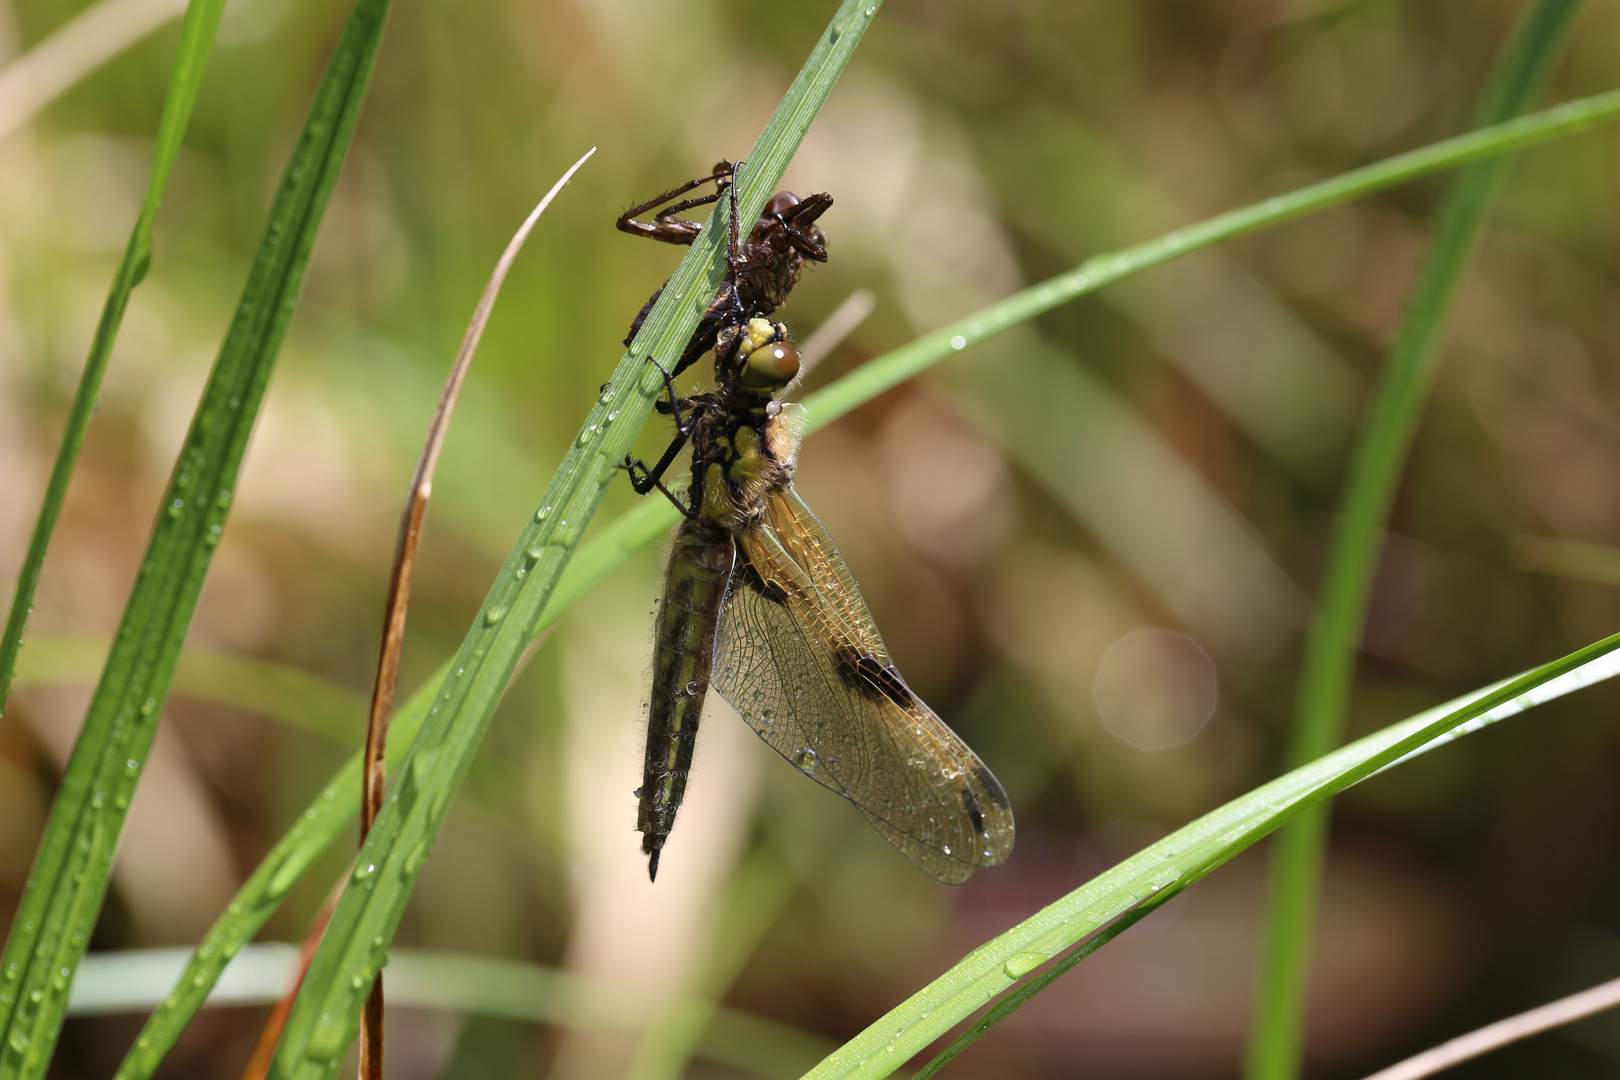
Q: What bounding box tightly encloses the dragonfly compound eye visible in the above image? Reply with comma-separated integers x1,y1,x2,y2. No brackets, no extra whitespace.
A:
737,317,801,390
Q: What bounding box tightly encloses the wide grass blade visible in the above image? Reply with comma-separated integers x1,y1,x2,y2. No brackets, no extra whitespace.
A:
0,0,226,716
0,0,391,1074
106,75,1620,1080
261,4,882,1077
1246,5,1584,1077
799,631,1620,1080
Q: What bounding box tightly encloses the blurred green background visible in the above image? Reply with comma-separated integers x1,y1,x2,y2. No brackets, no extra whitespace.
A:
3,0,1620,1076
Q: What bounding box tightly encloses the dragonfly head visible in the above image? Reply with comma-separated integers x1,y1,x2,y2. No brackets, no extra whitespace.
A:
735,316,801,392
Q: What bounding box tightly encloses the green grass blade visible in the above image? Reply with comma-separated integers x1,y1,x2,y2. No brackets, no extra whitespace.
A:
911,899,1165,1080
105,75,1620,1078
800,632,1620,1080
1245,6,1584,1077
0,0,227,718
263,5,881,1077
803,84,1620,428
12,637,367,743
0,0,392,1074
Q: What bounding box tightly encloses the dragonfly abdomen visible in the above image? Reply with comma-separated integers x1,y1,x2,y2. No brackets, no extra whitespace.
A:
638,518,736,880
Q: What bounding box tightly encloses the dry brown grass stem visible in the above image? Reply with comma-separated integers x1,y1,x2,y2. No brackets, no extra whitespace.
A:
1360,975,1620,1080
235,145,595,1080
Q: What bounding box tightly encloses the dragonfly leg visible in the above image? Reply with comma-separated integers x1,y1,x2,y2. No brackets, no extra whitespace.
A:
621,404,696,519
644,354,697,436
621,454,696,519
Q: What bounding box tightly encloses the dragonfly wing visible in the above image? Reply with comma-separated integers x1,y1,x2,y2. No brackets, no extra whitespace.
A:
712,487,1014,884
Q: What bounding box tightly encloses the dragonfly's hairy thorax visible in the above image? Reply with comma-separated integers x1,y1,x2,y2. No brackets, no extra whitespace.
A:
689,391,797,534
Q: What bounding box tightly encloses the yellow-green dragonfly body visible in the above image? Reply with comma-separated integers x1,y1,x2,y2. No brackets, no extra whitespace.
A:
633,318,1015,883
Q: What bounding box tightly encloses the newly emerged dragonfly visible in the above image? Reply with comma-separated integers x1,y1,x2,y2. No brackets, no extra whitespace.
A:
620,164,1015,884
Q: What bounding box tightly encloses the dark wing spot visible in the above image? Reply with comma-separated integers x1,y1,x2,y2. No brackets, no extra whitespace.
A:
833,647,914,708
734,548,789,605
960,786,986,835
974,766,1012,811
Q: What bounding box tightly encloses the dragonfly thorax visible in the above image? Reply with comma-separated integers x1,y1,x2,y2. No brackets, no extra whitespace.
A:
695,413,795,532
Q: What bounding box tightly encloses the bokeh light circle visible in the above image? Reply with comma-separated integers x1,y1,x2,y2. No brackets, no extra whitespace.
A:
1092,629,1217,750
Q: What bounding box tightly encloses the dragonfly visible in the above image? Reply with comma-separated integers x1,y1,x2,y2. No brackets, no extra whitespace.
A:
619,163,1015,885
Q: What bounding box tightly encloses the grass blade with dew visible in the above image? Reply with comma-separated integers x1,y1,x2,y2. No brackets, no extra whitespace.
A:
0,0,392,1075
0,0,226,717
1245,5,1585,1077
262,5,883,1077
800,631,1620,1080
105,74,1620,1080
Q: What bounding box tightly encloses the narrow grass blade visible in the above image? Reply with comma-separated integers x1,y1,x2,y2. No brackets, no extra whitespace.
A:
800,632,1620,1080
79,946,834,1079
0,0,225,717
803,84,1620,428
0,0,391,1075
1246,6,1584,1077
911,898,1166,1079
12,637,366,743
105,74,1620,1080
264,5,882,1078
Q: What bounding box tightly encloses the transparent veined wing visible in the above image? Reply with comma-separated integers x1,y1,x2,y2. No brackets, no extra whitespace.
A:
711,486,1014,884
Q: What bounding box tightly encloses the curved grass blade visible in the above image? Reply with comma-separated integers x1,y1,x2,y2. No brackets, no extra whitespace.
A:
106,76,1620,1080
804,81,1620,427
1246,6,1584,1077
800,632,1620,1080
12,637,366,743
78,946,834,1079
0,0,392,1075
263,5,884,1078
0,0,226,718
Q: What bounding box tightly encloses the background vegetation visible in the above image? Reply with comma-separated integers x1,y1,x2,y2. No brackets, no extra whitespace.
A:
2,0,1619,1077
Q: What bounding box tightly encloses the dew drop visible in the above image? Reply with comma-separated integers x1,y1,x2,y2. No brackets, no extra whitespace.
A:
484,605,507,626
1003,952,1048,979
793,748,819,774
403,842,428,875
950,335,967,350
